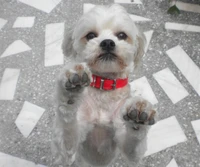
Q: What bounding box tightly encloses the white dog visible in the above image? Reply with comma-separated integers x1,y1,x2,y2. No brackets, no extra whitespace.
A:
52,4,156,167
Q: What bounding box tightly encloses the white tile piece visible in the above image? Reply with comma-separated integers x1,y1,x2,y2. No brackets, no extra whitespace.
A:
0,69,20,100
166,45,200,96
0,18,8,30
15,101,45,138
129,14,151,22
191,119,200,145
37,165,47,167
0,40,31,58
83,3,95,13
114,0,142,4
172,1,200,14
144,30,154,54
153,68,189,104
167,158,179,167
45,22,64,66
145,116,187,156
0,152,45,167
13,17,35,28
165,22,200,33
18,0,62,13
130,76,158,105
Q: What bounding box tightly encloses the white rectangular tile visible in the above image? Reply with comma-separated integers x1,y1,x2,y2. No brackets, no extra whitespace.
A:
0,18,7,30
153,68,189,104
1,40,31,58
114,0,142,4
130,76,158,105
0,69,20,100
15,101,45,138
173,1,200,14
45,22,64,66
129,14,151,22
0,152,38,167
165,22,200,33
144,30,154,55
191,119,200,145
18,0,62,13
145,116,187,156
13,17,35,28
166,45,200,96
167,158,179,167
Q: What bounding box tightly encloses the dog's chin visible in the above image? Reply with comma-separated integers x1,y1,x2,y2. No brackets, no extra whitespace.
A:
87,53,128,73
98,53,117,61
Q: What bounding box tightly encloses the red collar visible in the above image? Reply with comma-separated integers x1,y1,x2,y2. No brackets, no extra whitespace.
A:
90,74,128,91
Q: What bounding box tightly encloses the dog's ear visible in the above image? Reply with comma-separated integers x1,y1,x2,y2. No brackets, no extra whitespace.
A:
134,32,146,69
62,27,76,58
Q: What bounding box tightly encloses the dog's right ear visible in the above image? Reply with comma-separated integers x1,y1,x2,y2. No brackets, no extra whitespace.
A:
62,28,76,58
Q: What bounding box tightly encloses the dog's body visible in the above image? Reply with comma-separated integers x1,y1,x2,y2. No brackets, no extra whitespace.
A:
52,4,156,167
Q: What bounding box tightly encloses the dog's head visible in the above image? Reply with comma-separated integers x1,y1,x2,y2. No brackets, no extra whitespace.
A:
63,4,146,73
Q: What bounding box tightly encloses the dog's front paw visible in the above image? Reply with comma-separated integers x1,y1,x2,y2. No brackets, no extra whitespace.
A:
60,63,92,92
122,97,156,129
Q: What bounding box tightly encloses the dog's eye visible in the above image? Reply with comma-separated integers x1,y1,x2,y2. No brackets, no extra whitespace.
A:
86,32,97,40
117,32,128,40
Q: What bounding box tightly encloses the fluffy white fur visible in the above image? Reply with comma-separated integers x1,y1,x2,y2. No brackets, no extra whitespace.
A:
52,4,156,167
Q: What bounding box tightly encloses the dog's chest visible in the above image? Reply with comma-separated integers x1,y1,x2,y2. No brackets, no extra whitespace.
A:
77,87,129,124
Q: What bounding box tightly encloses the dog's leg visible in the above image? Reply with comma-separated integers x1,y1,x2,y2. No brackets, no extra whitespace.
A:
118,97,156,167
52,63,91,167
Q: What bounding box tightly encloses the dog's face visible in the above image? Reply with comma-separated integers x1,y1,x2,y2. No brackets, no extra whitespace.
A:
63,4,145,73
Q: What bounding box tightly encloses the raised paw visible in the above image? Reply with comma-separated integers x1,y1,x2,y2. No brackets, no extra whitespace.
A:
60,63,91,92
122,98,156,129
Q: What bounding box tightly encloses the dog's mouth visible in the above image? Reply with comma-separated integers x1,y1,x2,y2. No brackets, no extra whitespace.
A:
98,52,117,61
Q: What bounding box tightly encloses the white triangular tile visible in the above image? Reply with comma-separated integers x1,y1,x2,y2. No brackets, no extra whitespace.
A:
18,0,62,13
0,152,46,167
0,68,20,100
167,158,179,167
191,119,200,145
1,40,31,58
129,14,151,22
130,76,158,105
15,101,45,138
144,30,154,54
0,18,8,30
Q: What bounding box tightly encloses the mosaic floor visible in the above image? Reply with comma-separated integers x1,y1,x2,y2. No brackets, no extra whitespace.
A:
0,0,200,166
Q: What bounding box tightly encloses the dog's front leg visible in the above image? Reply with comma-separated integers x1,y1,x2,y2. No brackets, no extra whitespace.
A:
118,97,157,167
52,63,91,167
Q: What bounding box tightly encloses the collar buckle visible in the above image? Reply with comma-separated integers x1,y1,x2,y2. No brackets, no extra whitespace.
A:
112,79,116,90
100,78,105,90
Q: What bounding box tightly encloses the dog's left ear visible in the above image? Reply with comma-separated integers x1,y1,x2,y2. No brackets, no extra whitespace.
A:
134,32,146,69
62,27,76,58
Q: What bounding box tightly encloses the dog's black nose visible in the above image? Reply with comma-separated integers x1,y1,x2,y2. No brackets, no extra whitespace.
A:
100,39,115,51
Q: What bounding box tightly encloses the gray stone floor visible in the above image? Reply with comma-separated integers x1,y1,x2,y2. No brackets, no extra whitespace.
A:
0,0,200,166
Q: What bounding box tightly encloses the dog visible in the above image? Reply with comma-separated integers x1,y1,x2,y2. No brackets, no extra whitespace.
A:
52,4,156,167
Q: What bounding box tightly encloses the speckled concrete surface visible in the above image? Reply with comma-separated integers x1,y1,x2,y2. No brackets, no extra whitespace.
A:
0,0,200,167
